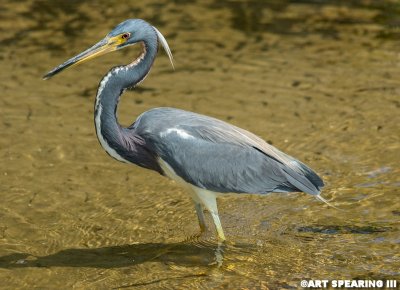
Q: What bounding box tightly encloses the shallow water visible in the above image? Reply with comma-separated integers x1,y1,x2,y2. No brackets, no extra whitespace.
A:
0,0,399,288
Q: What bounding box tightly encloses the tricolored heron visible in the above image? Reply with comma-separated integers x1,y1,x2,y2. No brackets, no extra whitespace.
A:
44,19,326,241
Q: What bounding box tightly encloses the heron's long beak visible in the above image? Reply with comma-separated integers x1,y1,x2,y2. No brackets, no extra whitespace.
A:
43,36,121,80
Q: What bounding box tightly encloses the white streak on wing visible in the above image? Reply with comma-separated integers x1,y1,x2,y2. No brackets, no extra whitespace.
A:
160,128,195,139
95,105,129,163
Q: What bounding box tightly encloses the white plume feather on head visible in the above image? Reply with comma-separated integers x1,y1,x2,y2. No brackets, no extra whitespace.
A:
153,26,174,70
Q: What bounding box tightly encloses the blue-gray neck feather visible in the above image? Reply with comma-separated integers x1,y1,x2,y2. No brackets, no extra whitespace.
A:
94,26,161,172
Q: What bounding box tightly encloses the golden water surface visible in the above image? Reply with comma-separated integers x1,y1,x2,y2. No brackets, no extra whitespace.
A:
0,0,399,289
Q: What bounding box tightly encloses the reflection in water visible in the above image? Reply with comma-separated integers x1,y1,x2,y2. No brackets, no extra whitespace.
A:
0,241,223,269
296,224,393,235
213,0,400,38
0,0,399,288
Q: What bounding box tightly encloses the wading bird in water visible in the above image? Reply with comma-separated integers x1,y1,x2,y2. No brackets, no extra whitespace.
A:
44,19,326,241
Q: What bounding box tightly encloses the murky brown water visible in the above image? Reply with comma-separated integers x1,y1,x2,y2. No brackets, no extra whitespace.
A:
0,0,399,288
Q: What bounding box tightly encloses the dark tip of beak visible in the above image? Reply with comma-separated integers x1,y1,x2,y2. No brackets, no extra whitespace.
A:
43,72,55,80
43,60,75,80
43,71,55,80
43,38,110,81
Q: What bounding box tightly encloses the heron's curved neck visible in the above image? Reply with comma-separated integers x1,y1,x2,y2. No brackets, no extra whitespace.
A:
94,41,158,162
95,41,157,114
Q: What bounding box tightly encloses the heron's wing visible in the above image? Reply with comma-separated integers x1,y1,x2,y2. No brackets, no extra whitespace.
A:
185,122,324,193
142,111,323,195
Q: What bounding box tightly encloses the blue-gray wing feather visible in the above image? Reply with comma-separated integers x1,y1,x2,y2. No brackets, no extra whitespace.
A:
132,108,324,195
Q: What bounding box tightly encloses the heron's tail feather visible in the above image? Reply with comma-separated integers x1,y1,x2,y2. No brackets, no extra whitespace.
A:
282,167,322,196
278,157,324,196
296,161,324,189
316,195,343,211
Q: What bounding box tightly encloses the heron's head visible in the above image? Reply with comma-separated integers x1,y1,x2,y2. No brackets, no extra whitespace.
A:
43,19,173,79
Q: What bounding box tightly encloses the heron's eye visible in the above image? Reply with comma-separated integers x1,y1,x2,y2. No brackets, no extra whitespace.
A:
121,33,130,40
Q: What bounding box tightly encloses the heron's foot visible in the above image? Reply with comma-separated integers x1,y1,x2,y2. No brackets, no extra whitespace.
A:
184,226,207,243
184,233,202,243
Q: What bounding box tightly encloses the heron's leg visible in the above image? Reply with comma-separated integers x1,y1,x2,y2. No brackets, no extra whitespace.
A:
193,188,226,241
210,211,226,241
194,202,207,233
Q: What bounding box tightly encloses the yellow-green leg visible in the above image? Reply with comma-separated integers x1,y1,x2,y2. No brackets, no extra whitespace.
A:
192,188,226,241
